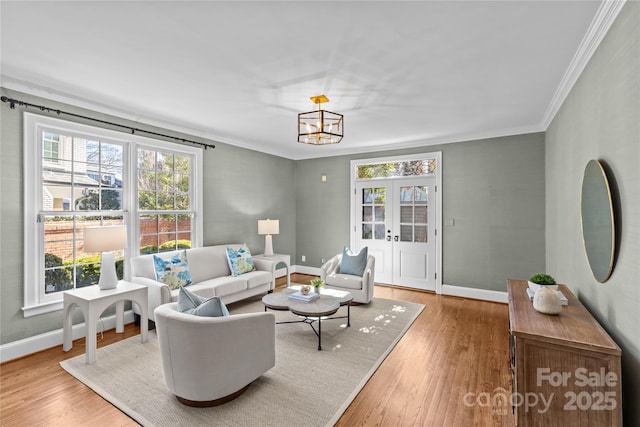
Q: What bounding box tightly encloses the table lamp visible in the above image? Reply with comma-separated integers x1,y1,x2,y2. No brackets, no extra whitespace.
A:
258,219,279,257
84,225,127,290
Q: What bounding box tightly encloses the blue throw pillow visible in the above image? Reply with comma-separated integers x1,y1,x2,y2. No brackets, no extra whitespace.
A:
153,251,192,290
340,246,368,276
226,244,255,276
177,286,229,317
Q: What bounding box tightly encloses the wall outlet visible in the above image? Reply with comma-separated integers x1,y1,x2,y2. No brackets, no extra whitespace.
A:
301,255,306,262
321,258,326,263
446,218,455,226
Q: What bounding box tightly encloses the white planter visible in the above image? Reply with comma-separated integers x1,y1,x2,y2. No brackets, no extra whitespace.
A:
527,281,559,292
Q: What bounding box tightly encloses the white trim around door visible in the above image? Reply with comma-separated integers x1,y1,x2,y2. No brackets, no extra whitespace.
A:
350,152,442,294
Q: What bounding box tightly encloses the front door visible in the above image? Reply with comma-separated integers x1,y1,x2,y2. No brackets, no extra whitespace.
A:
392,178,436,290
352,153,441,292
355,182,393,284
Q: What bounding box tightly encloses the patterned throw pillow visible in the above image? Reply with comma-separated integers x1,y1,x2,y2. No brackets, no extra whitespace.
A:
226,244,255,277
153,250,192,290
177,286,229,317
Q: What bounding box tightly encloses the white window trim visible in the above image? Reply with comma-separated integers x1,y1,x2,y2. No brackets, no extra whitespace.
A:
23,112,203,317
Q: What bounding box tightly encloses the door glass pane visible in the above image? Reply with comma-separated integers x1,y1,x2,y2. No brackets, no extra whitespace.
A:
374,188,386,203
401,206,413,223
362,206,373,222
363,188,373,203
374,206,385,221
400,225,413,242
415,226,428,243
400,186,413,203
362,224,372,239
415,186,428,202
414,206,427,223
375,224,385,240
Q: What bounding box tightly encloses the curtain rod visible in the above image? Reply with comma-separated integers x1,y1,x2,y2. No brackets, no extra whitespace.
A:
0,95,215,150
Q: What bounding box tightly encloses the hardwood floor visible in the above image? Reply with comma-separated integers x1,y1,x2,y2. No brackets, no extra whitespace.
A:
0,274,514,426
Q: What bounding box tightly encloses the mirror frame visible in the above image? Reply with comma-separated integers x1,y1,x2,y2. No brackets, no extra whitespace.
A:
580,159,615,283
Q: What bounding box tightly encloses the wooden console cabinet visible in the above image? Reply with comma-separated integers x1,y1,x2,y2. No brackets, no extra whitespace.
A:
507,279,621,426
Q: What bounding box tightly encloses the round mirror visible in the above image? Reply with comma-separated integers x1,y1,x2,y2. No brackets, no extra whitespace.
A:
581,159,615,282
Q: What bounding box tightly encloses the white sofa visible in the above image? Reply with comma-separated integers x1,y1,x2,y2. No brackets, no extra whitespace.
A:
130,244,275,321
155,302,276,406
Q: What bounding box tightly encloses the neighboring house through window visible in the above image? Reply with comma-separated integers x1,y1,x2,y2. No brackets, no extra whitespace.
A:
23,113,203,317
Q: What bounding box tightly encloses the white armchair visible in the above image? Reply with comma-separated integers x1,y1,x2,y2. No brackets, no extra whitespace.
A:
320,253,375,304
154,302,276,406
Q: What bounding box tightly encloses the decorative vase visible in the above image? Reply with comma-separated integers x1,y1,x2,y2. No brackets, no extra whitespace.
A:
314,286,320,294
533,286,562,315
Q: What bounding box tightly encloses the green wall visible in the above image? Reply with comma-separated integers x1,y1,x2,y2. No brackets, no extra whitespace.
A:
0,88,296,344
295,132,546,292
545,2,639,423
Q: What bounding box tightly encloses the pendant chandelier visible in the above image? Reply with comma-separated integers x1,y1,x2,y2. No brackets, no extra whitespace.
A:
298,95,343,145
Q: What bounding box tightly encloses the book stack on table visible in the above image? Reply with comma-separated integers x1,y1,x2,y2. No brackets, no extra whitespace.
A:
526,288,569,306
288,291,320,303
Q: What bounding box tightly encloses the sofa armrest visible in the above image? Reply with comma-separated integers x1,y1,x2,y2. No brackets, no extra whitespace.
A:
320,254,342,280
252,258,276,272
131,276,172,322
362,255,376,295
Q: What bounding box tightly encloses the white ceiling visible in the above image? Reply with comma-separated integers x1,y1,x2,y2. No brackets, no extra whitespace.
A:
1,1,610,160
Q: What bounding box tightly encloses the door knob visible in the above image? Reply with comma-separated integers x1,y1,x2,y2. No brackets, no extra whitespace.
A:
394,236,399,242
386,236,391,241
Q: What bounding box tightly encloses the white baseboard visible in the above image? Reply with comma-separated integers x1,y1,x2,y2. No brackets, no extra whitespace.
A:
0,310,135,363
291,265,321,276
441,284,508,303
288,268,508,304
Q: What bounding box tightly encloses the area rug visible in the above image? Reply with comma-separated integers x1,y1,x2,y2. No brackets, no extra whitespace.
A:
60,296,424,427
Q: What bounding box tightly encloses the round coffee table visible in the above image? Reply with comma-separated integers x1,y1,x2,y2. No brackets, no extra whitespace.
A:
262,287,353,350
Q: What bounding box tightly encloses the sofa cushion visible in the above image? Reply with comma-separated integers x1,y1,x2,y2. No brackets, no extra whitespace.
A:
244,270,273,289
185,246,232,284
177,286,229,317
340,247,368,276
197,276,248,297
226,244,255,276
153,251,192,289
325,273,364,291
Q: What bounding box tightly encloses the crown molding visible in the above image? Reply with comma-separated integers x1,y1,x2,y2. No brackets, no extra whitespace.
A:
541,0,627,129
1,78,254,149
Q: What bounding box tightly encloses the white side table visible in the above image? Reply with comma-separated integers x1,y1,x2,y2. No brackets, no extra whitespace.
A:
63,281,148,364
253,253,291,287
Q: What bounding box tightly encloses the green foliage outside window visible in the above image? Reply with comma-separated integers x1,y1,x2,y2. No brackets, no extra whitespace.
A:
139,239,192,255
44,253,73,293
76,189,121,210
357,160,435,179
44,253,124,291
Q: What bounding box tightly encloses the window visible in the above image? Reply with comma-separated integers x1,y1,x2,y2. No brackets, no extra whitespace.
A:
24,113,203,316
42,132,60,162
356,159,436,180
137,148,195,254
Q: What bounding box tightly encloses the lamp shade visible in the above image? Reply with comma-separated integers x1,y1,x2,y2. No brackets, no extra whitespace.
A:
258,219,279,235
84,225,127,252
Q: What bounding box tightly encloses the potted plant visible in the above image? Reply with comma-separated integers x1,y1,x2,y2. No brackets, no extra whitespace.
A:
528,273,558,291
310,278,325,294
528,273,562,315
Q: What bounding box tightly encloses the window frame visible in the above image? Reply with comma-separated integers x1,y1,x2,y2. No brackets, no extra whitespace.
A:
23,112,203,317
